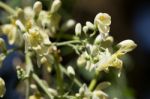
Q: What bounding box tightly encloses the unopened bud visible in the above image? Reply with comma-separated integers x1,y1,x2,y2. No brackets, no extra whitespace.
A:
61,19,75,31
50,0,61,13
86,21,95,30
77,55,86,67
94,34,103,45
67,66,75,76
75,23,82,36
33,1,42,14
117,39,137,54
83,26,88,34
0,77,6,98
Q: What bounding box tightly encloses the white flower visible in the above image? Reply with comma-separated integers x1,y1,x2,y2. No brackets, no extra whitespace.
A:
23,26,51,54
117,39,137,55
75,23,82,36
33,1,42,14
94,49,123,72
86,21,95,30
67,66,75,76
94,49,112,71
94,13,111,34
1,24,23,46
50,0,62,14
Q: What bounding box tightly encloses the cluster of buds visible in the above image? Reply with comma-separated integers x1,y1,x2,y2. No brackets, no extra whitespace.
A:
76,13,137,75
0,0,63,71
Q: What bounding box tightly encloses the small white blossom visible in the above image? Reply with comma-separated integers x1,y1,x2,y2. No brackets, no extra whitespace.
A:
2,24,23,46
33,1,42,14
94,13,111,34
67,66,75,76
117,39,137,55
50,0,62,14
75,23,82,36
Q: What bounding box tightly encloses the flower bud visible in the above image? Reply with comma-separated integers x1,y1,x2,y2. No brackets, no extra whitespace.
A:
94,34,103,45
0,77,6,98
83,26,88,34
86,44,92,55
50,0,61,13
86,21,95,30
33,1,42,14
75,23,82,36
67,66,75,76
61,19,75,31
77,55,86,67
117,39,137,54
0,38,6,53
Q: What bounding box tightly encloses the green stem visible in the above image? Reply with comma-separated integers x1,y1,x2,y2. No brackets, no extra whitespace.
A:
25,53,33,77
88,71,99,91
55,63,64,94
53,40,81,46
60,65,82,87
0,1,15,14
25,80,29,99
32,73,53,99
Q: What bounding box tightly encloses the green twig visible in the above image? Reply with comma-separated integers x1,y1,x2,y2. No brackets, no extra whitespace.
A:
53,40,81,46
32,73,53,99
0,1,15,14
88,71,99,91
25,80,29,99
55,63,64,94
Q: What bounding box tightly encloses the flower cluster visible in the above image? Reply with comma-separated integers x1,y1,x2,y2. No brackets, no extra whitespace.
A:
76,13,137,75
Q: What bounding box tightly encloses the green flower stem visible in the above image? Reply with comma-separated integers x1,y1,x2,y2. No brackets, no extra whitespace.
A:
53,40,81,46
25,80,29,99
88,71,99,91
25,53,33,99
25,53,34,77
55,63,64,94
60,65,82,87
32,73,53,99
0,1,15,14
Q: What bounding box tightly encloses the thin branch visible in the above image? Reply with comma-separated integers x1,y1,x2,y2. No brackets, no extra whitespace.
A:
0,1,15,14
32,73,53,99
53,40,81,46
